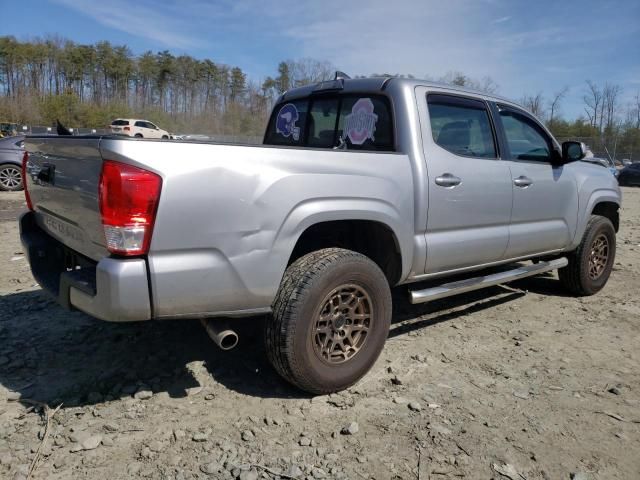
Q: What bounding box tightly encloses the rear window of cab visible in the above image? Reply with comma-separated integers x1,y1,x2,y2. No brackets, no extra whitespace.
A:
264,94,394,151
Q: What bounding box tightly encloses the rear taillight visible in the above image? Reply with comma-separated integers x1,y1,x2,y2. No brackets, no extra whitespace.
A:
99,160,162,256
22,152,33,211
124,126,130,131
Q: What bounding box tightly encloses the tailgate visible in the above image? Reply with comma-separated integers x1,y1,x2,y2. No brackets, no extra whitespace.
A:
25,136,108,261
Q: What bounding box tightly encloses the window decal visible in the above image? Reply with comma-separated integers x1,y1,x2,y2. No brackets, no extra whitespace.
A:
275,103,301,141
344,98,378,145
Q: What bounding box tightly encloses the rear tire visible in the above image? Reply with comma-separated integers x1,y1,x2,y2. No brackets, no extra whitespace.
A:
0,164,23,191
162,135,169,140
559,215,616,295
134,133,143,138
265,248,392,394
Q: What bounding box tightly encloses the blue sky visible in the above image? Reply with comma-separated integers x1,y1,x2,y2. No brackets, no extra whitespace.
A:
3,0,639,119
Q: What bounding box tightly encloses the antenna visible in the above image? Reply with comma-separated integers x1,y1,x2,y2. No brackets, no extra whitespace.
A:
334,71,351,80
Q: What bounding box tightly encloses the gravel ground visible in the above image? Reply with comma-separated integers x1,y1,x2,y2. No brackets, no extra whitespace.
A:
0,188,639,480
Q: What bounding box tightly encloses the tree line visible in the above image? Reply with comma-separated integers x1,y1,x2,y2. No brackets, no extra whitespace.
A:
0,36,305,135
0,36,638,159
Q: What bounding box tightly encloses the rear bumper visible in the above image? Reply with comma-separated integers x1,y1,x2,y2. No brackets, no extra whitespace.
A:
19,211,152,322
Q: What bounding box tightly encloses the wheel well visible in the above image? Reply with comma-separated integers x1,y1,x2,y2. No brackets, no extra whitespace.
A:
288,220,402,285
592,202,619,232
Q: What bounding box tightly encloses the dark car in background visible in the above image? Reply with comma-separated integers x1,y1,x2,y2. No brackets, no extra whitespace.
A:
617,163,640,186
0,135,25,191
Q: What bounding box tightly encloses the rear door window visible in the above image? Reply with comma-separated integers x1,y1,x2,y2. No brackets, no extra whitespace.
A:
427,94,497,159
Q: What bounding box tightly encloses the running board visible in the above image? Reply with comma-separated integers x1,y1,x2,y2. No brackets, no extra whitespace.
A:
409,258,568,304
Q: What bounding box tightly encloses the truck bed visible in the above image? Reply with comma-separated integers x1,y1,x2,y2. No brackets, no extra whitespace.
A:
22,135,415,321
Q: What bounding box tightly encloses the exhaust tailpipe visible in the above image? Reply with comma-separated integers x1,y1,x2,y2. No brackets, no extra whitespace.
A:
201,319,239,351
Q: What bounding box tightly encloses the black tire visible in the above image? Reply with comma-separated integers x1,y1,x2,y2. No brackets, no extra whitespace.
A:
265,248,392,394
0,163,23,191
559,215,616,295
134,133,143,138
161,135,169,140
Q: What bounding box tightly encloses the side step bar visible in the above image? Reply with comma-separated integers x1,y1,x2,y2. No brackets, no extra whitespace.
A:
409,258,568,304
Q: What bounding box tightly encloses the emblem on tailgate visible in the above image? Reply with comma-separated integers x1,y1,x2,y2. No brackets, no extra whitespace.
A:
42,215,84,244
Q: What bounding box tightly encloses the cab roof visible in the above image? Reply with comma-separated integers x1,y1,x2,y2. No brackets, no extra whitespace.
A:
279,76,516,107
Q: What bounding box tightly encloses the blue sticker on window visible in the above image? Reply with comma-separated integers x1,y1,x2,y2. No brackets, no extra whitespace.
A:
276,103,301,141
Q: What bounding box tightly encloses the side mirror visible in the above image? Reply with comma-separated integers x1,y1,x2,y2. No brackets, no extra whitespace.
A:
562,141,586,162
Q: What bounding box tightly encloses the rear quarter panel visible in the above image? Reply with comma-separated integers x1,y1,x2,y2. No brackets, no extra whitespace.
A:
99,139,415,318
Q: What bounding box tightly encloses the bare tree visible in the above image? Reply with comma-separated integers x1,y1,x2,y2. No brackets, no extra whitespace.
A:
477,76,499,94
548,86,569,125
602,83,622,131
583,80,602,129
289,58,334,88
520,92,545,118
437,71,499,94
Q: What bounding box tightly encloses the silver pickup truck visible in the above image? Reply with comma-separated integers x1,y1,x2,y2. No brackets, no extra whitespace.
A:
20,77,621,394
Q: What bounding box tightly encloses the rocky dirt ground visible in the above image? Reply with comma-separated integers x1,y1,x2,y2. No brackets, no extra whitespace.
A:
0,188,639,480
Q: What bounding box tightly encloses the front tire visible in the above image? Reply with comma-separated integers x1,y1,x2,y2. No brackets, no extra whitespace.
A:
265,248,392,394
559,215,616,295
0,164,23,191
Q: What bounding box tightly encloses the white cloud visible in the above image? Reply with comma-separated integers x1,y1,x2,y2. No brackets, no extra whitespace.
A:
51,0,200,48
49,0,640,118
265,0,513,80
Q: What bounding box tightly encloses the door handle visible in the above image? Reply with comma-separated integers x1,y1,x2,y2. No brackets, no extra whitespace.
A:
435,173,462,187
513,176,532,188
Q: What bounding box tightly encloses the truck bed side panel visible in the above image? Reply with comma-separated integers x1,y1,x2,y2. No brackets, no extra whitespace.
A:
99,139,415,318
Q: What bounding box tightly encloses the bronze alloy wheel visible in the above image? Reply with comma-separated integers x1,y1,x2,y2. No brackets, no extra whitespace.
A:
588,233,609,280
313,284,373,365
266,248,392,394
559,215,616,296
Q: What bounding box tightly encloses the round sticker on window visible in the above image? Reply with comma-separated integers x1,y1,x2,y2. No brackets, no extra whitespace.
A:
276,103,301,141
344,98,378,145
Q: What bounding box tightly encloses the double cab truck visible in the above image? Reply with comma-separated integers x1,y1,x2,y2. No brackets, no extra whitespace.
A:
20,76,621,394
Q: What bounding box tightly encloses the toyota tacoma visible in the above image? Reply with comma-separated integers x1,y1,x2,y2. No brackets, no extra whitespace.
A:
20,76,621,394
